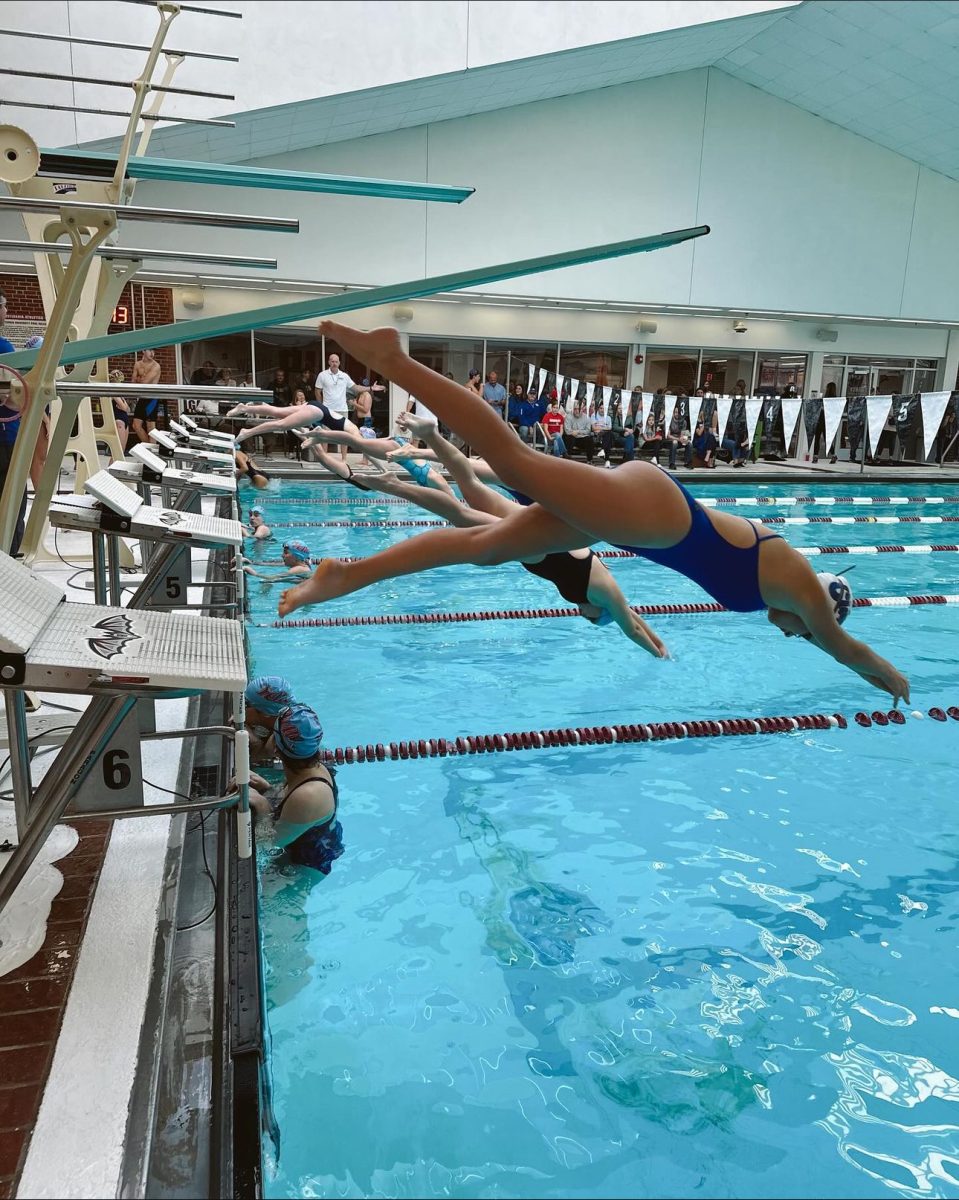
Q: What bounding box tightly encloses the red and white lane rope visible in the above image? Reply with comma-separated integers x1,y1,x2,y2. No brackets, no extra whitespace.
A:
278,493,959,508
316,704,959,764
268,515,959,529
261,592,959,629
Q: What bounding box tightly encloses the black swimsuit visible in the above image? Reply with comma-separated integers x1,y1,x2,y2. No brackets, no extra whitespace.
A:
274,768,344,873
522,551,594,604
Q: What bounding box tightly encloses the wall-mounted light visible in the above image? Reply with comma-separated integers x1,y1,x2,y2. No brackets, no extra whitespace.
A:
392,304,414,323
635,319,658,334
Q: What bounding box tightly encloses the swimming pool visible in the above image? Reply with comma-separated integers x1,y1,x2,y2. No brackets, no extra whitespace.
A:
249,479,959,1200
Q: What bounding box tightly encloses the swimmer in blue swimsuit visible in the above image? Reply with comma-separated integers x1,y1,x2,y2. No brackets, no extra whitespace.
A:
248,704,344,876
284,322,909,705
300,424,455,497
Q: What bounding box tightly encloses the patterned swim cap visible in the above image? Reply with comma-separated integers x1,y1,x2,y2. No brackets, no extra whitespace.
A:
283,540,311,562
25,334,44,350
274,703,324,759
244,675,294,715
817,572,853,625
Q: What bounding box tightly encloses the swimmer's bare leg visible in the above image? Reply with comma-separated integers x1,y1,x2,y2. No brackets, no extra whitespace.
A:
401,415,514,518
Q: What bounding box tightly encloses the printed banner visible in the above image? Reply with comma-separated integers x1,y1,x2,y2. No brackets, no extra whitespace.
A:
527,364,534,393
585,382,595,406
554,373,564,401
865,395,891,454
822,397,847,454
920,390,952,460
780,398,802,452
537,368,547,398
715,397,733,441
601,385,613,415
744,398,763,447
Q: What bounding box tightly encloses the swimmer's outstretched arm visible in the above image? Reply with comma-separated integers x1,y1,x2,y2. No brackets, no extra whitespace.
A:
302,428,395,456
764,555,910,704
277,501,591,617
585,562,669,658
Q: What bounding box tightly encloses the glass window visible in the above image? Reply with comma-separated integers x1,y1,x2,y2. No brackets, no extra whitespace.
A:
485,341,558,396
821,354,845,398
913,359,938,393
181,334,252,388
698,351,755,397
558,344,628,388
756,353,807,397
409,337,484,387
253,328,322,392
643,349,698,395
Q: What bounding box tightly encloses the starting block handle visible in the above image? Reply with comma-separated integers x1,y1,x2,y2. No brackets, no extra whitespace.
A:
234,728,252,859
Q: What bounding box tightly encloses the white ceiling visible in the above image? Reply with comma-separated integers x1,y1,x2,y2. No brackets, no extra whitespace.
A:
82,1,959,183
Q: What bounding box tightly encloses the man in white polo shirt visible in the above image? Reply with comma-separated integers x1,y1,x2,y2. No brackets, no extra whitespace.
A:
314,353,356,462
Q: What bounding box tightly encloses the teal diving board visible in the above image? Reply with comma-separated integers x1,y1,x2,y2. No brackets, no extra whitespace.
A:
0,225,709,372
40,148,476,205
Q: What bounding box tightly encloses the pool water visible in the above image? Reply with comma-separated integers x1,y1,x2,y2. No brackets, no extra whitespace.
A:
249,480,959,1200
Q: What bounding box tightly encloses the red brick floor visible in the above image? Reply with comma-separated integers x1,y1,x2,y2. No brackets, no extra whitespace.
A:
0,819,113,1199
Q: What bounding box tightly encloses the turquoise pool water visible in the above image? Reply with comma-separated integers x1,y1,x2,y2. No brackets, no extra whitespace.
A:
250,480,959,1200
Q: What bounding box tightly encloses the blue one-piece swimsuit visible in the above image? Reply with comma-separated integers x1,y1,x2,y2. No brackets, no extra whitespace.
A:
617,470,781,612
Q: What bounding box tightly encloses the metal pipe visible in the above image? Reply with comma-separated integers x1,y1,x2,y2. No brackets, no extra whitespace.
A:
141,725,236,740
119,0,242,16
0,195,299,233
68,796,239,820
0,225,712,371
0,238,277,269
107,535,123,606
92,532,108,605
0,27,240,63
0,695,135,918
0,67,234,101
55,382,273,399
2,690,33,837
1,98,235,127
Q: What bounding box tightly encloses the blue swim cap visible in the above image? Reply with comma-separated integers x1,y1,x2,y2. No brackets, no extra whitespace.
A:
283,540,311,562
244,675,294,715
249,505,264,517
275,703,324,759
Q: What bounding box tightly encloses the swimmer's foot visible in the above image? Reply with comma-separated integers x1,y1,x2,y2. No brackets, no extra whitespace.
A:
397,412,438,440
278,559,349,615
226,404,249,418
317,321,404,374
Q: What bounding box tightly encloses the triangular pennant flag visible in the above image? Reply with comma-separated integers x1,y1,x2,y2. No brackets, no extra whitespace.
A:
537,368,547,398
527,363,534,393
744,399,763,448
563,378,578,411
865,395,890,454
554,373,565,401
822,397,847,453
780,398,802,452
601,385,613,416
920,391,952,461
715,397,733,441
585,382,595,406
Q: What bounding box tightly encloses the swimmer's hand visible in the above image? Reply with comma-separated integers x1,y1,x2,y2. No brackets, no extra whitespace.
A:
857,658,910,707
628,612,670,659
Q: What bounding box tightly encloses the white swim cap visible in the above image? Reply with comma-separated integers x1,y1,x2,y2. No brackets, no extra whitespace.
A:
817,571,853,624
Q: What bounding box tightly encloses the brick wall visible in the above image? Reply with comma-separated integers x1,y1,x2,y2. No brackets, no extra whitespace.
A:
0,274,177,384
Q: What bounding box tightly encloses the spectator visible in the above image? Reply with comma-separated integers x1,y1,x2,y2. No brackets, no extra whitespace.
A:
564,402,594,463
506,383,526,432
466,368,482,398
642,411,664,464
109,368,131,452
518,388,547,443
691,419,718,468
0,290,27,555
482,370,507,415
722,399,750,467
247,704,344,877
666,404,691,470
299,369,315,399
540,395,567,457
591,402,614,467
130,350,165,443
285,388,310,459
240,372,256,388
612,399,636,462
190,359,217,387
272,367,293,407
732,378,748,399
314,353,358,463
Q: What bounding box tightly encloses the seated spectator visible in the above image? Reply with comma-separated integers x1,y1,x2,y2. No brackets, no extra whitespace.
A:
591,403,614,466
721,405,751,467
641,412,664,463
507,383,527,432
611,402,635,462
691,419,718,468
248,703,344,876
564,402,594,462
667,407,692,470
520,389,547,443
541,396,567,457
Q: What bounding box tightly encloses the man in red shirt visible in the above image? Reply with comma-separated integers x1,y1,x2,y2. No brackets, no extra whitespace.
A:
540,393,567,457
